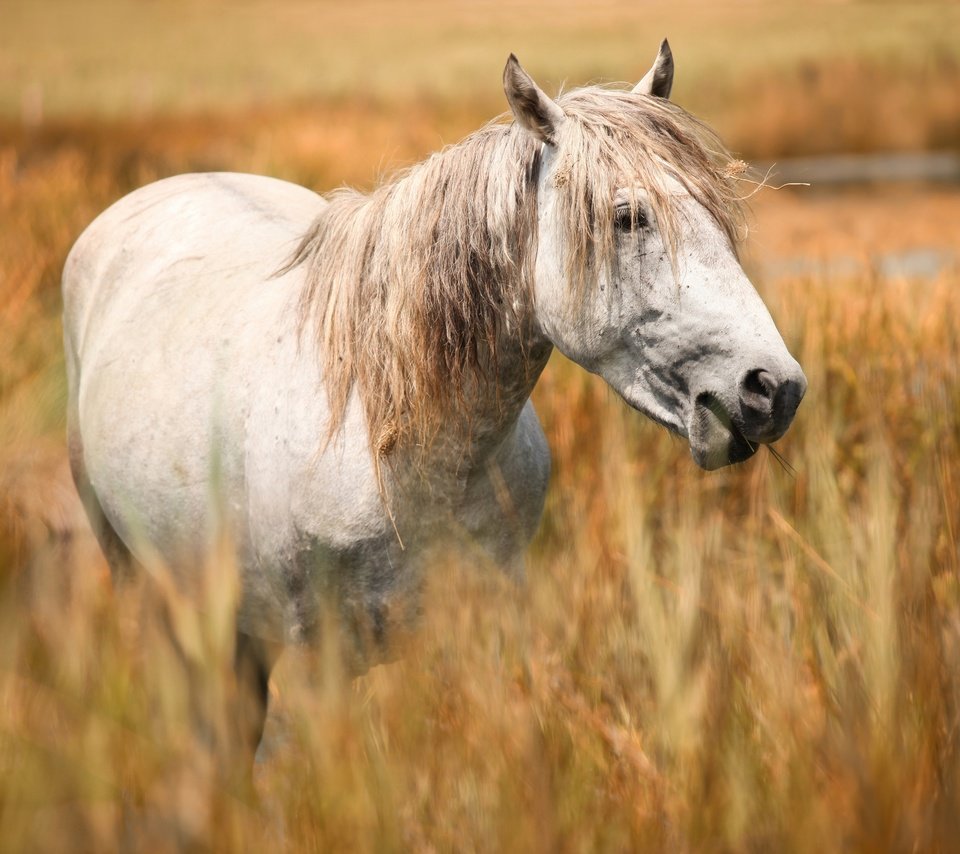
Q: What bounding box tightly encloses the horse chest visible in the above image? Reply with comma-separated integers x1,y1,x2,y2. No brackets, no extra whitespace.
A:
249,404,549,658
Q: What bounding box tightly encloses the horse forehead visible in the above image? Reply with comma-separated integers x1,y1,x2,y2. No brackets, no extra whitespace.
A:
657,169,687,196
614,171,688,201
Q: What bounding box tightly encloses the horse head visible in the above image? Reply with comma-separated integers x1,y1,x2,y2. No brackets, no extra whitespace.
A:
505,42,806,469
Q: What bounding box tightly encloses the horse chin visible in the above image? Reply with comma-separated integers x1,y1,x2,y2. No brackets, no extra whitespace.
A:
688,393,757,471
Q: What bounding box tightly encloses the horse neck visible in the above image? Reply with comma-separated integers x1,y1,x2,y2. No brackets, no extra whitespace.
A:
417,293,553,472
482,308,553,441
384,127,549,458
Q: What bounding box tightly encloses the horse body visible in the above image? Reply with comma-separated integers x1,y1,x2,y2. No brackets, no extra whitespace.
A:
64,172,550,658
63,42,807,757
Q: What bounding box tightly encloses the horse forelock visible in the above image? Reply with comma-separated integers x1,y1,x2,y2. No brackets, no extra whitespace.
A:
288,85,744,456
552,87,747,290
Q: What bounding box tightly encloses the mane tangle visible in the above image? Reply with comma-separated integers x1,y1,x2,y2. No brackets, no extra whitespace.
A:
287,86,745,456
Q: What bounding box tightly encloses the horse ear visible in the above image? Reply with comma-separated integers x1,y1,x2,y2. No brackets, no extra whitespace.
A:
503,54,565,145
633,39,674,99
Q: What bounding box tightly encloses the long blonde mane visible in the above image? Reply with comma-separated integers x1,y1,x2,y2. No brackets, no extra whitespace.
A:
286,86,745,455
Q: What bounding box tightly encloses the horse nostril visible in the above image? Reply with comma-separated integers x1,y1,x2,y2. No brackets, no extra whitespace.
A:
741,369,777,404
738,366,805,442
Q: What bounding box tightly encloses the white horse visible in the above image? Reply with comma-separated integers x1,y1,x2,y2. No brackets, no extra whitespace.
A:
63,41,805,755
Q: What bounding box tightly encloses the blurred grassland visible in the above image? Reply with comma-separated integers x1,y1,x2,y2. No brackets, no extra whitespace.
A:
2,0,960,850
3,0,960,118
4,0,960,164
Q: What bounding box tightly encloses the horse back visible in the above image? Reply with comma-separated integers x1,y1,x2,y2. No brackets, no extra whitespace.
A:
62,172,325,359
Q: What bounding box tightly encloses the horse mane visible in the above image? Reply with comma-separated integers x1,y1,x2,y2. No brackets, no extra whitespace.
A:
285,86,745,456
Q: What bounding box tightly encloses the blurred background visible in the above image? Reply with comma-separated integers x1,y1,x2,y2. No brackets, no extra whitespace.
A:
2,1,960,850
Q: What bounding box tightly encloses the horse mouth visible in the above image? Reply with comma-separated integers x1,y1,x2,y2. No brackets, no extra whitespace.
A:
688,393,757,470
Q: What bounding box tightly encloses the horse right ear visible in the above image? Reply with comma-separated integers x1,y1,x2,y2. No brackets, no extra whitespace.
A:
633,39,674,99
503,54,565,145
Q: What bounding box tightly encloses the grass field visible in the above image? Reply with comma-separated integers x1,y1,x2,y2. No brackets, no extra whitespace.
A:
3,1,960,850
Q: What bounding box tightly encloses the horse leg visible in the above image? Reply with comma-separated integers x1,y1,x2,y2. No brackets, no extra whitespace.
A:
233,631,282,774
67,426,139,584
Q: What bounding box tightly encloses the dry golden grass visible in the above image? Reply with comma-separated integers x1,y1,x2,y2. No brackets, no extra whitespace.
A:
2,85,960,850
4,266,960,850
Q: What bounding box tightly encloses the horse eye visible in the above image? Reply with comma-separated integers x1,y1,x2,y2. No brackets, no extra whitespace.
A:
614,205,647,232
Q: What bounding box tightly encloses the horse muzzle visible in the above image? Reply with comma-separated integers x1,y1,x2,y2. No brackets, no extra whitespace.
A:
688,362,807,470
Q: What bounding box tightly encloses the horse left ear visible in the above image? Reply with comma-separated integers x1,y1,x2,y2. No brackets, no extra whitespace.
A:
503,54,566,145
633,39,674,99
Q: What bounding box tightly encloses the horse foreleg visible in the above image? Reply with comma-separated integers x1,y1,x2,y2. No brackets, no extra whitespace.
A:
233,631,282,776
